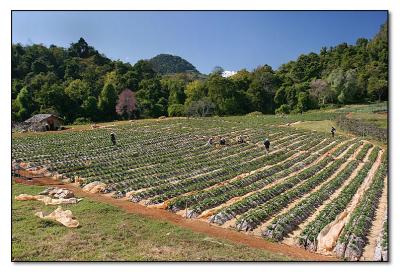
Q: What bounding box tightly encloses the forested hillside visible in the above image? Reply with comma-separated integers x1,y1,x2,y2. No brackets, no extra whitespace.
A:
149,54,199,74
11,22,387,124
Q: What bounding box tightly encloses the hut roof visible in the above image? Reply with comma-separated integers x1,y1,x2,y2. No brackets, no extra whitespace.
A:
24,114,63,123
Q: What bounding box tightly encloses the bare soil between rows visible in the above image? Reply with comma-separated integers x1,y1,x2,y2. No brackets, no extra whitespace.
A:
13,174,337,261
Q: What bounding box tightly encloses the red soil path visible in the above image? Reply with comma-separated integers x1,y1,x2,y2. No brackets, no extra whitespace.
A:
13,174,337,261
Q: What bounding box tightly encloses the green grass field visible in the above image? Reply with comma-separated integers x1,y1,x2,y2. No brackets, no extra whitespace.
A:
12,182,290,261
334,102,388,129
347,112,387,129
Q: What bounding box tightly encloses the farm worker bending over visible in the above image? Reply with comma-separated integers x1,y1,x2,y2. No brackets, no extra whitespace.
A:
331,127,336,138
264,138,270,154
206,137,213,146
110,132,117,146
219,137,226,145
237,135,245,144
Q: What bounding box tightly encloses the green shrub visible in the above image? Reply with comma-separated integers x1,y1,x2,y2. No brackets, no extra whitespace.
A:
275,104,290,114
73,117,92,125
168,104,185,117
246,111,263,116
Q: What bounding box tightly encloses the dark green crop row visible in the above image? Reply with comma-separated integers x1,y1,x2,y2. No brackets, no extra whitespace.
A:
210,140,360,226
335,163,387,260
168,134,327,213
235,156,348,231
297,147,381,251
132,132,314,203
187,140,325,216
264,158,362,241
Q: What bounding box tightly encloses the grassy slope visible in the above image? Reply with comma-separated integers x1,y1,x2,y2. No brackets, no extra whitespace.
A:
291,103,387,144
348,112,387,129
335,102,388,129
291,120,346,136
12,182,290,261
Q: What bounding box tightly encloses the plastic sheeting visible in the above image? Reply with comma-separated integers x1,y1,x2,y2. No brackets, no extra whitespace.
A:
82,181,107,193
35,206,79,228
15,194,81,205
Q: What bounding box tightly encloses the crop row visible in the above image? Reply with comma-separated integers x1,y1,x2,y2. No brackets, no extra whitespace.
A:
77,128,275,179
210,140,361,226
235,156,350,232
334,162,387,260
14,124,286,186
167,134,329,213
297,146,381,251
355,143,373,161
264,144,380,242
13,120,253,167
105,131,303,191
130,133,314,203
264,158,361,241
138,148,293,204
184,148,322,216
168,149,306,212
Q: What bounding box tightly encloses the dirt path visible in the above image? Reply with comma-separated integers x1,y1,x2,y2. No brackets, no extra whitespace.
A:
13,176,336,261
360,176,388,261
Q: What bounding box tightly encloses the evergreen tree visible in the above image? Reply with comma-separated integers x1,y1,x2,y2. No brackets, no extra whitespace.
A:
98,83,118,120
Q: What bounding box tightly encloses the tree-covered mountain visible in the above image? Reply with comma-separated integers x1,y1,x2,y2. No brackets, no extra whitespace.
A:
272,21,388,114
11,21,388,124
148,54,199,75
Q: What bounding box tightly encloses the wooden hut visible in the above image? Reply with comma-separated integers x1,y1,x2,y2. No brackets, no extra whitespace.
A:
24,114,64,131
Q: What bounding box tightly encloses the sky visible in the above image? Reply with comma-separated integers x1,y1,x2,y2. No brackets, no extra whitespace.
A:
12,11,387,74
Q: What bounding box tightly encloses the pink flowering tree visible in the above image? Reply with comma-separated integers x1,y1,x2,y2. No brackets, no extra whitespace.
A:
116,89,137,119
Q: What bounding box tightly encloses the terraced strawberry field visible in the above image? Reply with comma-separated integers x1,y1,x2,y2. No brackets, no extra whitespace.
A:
12,116,388,261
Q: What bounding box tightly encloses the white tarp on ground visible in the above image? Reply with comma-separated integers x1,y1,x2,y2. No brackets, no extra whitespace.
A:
82,181,107,193
15,194,81,205
15,188,81,205
35,206,79,228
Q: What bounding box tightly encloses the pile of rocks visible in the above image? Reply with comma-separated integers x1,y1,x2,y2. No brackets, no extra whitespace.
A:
39,187,75,199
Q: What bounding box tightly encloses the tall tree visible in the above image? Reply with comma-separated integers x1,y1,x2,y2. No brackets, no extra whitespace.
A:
367,77,388,102
68,37,96,58
98,83,118,120
82,96,98,121
211,66,224,76
15,87,34,120
247,65,277,113
116,89,137,119
162,77,186,106
308,79,335,105
65,79,91,104
136,77,167,117
184,80,208,108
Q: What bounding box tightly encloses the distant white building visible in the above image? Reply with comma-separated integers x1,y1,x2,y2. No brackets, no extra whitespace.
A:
221,70,237,78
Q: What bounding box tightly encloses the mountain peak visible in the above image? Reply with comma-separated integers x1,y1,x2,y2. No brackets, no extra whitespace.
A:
149,54,199,75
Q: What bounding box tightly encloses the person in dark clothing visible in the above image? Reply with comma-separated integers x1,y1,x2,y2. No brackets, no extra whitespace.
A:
264,138,270,153
110,132,116,145
219,137,226,145
331,127,336,138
